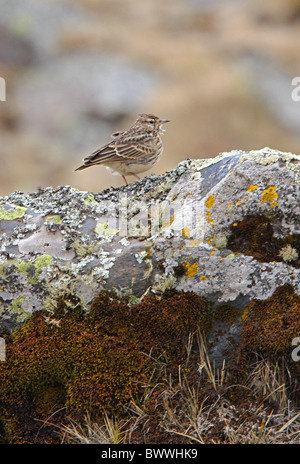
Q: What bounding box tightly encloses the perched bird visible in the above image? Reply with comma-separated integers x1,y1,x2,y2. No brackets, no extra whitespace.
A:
75,113,170,185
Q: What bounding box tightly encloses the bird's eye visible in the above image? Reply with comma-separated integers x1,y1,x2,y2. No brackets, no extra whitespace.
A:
149,120,155,124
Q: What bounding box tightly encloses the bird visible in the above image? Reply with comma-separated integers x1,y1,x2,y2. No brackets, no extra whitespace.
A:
75,113,170,185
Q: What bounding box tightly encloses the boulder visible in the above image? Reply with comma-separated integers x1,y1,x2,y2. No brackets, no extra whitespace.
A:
0,147,299,363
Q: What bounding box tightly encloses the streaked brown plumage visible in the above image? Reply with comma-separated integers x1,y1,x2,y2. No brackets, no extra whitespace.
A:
75,113,170,184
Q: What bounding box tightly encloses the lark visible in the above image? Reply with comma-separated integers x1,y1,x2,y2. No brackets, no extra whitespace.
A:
75,113,170,184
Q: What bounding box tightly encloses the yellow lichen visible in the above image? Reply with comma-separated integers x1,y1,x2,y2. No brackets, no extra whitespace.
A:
261,186,278,204
247,185,258,193
207,235,215,244
205,195,215,209
181,226,191,238
185,261,199,278
189,239,201,247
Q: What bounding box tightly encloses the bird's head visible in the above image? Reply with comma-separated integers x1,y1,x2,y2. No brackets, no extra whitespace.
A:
136,113,170,134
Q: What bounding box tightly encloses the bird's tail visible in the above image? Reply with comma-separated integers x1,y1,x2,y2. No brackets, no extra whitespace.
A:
74,164,88,172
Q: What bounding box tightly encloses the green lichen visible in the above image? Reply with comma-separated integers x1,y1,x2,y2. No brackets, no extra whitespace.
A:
12,255,53,285
83,193,96,204
45,215,62,224
151,274,176,293
72,239,101,258
0,205,27,220
214,235,228,250
279,245,299,263
12,295,28,323
94,222,119,236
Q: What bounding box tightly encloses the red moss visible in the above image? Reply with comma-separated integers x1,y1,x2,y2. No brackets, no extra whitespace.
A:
242,284,300,355
227,215,300,267
0,289,211,443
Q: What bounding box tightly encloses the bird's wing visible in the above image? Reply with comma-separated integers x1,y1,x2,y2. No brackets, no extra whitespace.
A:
75,136,155,171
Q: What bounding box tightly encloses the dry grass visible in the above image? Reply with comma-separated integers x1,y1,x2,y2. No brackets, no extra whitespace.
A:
61,412,128,444
60,332,300,444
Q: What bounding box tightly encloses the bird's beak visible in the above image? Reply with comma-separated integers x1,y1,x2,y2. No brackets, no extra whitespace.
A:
160,119,170,124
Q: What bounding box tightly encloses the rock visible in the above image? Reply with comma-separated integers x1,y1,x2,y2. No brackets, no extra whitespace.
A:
0,147,299,364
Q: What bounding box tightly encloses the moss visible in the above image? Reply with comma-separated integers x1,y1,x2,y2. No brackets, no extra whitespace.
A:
240,285,300,404
227,215,300,267
172,263,186,277
0,289,211,444
242,285,300,355
212,304,240,324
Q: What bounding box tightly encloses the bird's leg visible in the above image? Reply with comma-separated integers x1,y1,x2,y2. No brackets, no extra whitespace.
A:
132,174,140,181
122,175,128,185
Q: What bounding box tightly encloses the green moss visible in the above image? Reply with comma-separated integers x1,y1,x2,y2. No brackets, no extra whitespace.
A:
0,289,211,444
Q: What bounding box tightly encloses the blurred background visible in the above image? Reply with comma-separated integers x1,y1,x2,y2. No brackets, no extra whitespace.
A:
0,0,300,195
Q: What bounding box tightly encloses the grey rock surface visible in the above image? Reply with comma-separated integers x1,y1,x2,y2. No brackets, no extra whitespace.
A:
0,147,299,363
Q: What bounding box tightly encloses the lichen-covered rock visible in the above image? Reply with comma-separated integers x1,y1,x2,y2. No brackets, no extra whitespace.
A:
0,147,300,443
0,147,299,336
